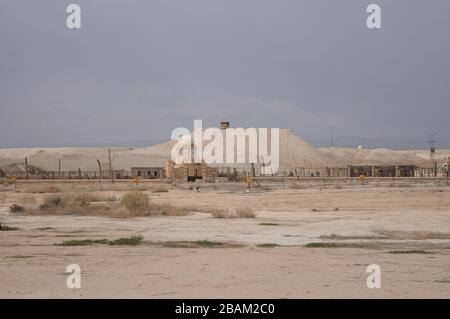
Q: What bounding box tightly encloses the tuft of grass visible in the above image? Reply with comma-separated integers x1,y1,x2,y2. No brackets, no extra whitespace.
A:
210,210,235,218
305,242,381,249
55,239,109,246
259,222,280,226
19,195,37,209
160,240,241,248
37,193,92,214
109,235,143,246
90,195,118,203
9,204,25,213
56,235,144,246
0,224,19,231
372,228,450,240
256,243,279,248
305,242,341,248
122,191,150,215
152,187,169,193
291,182,306,189
148,203,189,216
235,207,256,218
388,250,434,255
26,185,61,194
320,234,389,240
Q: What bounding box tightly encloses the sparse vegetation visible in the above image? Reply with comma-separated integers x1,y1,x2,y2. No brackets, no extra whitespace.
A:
89,194,118,203
305,242,342,248
160,240,241,248
38,227,54,230
372,228,450,240
320,234,389,240
55,239,109,246
147,203,189,216
0,224,19,231
37,193,92,214
0,178,15,185
210,210,236,218
9,204,25,213
256,243,279,248
109,235,143,246
208,207,256,218
26,185,61,194
235,207,256,218
122,191,150,215
152,187,169,193
304,242,376,249
259,223,280,226
19,195,37,209
56,235,143,246
388,250,434,254
291,182,306,189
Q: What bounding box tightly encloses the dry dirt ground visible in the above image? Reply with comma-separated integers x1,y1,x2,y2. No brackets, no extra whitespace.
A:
1,179,450,298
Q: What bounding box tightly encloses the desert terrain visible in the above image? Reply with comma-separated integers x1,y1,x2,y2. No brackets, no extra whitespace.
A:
1,178,450,298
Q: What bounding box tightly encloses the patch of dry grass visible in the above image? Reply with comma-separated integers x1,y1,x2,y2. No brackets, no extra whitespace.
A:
9,204,25,213
19,194,37,209
321,229,450,241
122,191,150,215
157,240,242,248
24,185,61,194
152,187,169,193
388,250,434,254
320,234,389,240
235,207,256,218
147,203,189,216
210,210,236,218
291,182,306,189
373,228,450,240
0,224,19,231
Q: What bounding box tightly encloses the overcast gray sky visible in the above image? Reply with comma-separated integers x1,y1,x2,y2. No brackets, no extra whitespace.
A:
1,0,449,148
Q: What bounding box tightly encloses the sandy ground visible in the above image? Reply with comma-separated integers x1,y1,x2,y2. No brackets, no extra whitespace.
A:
1,180,450,298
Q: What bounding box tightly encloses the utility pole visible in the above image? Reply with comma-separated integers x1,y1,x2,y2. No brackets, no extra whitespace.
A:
446,157,449,185
97,159,102,191
24,157,29,180
108,148,115,184
427,133,437,177
329,126,335,147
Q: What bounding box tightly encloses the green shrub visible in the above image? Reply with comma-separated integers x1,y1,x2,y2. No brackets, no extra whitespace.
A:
0,224,19,231
122,191,150,215
109,235,143,246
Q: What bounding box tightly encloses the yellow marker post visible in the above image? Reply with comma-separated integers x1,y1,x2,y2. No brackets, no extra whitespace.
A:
134,176,140,191
11,176,17,189
359,174,366,185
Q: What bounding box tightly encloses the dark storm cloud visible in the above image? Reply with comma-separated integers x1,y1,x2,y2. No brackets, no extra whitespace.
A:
0,0,449,148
